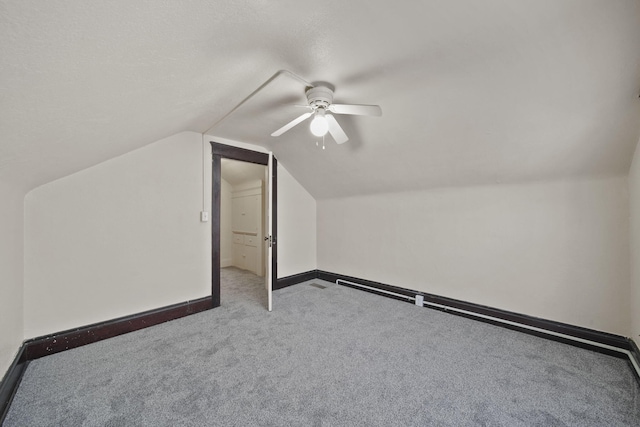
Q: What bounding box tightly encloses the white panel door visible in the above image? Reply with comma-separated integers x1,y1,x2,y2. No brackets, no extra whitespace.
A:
265,152,274,311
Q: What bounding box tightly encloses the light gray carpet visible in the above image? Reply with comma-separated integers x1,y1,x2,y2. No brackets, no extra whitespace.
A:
5,267,640,426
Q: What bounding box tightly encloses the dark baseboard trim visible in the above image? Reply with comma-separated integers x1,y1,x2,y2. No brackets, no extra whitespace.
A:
629,339,640,382
318,270,635,361
24,296,213,360
1,296,213,422
0,345,28,424
275,270,317,290
317,270,417,303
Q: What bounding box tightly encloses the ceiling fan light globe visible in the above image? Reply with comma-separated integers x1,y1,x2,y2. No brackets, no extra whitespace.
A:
310,115,329,137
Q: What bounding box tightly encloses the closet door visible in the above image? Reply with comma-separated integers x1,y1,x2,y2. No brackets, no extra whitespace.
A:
244,235,258,274
232,197,243,232
232,234,244,268
245,195,260,234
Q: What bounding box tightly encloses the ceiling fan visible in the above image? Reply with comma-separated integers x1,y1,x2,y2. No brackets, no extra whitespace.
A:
271,84,382,144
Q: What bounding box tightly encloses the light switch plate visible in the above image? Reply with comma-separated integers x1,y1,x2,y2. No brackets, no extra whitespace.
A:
200,211,209,222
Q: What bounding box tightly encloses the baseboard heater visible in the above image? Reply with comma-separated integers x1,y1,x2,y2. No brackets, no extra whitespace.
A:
335,278,640,379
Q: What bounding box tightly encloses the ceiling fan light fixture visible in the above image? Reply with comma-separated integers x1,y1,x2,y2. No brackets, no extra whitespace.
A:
270,82,381,143
310,108,329,137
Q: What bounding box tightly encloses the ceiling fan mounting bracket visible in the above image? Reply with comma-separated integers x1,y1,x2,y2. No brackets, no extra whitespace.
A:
306,85,333,110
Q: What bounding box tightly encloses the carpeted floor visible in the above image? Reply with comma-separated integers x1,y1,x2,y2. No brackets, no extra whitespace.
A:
5,267,640,426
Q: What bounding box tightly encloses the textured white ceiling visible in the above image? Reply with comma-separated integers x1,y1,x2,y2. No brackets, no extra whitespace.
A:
1,1,639,198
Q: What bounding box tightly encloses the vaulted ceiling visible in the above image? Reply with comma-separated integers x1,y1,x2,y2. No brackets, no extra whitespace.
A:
2,1,639,198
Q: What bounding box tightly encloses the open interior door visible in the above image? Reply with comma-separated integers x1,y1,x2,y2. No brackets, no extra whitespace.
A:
265,152,274,311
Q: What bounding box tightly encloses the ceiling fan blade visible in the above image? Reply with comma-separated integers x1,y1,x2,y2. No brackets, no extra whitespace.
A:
326,114,349,144
271,112,313,137
329,104,382,116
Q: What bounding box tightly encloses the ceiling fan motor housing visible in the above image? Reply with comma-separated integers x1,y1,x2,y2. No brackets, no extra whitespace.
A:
306,85,333,110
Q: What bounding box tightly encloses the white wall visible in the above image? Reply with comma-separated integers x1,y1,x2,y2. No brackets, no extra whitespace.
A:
24,132,210,339
220,178,232,267
629,137,640,344
21,134,317,339
276,163,316,278
0,182,24,377
318,177,630,336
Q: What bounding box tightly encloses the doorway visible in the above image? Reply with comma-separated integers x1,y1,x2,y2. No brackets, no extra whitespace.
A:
221,159,266,278
211,142,277,309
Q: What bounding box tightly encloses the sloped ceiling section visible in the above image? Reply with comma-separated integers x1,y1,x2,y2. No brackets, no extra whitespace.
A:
1,1,639,198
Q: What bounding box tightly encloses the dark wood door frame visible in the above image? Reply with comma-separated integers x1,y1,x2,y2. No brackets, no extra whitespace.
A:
210,141,277,307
